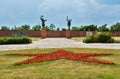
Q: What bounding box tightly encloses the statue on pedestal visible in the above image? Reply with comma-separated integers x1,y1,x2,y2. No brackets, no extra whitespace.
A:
66,16,72,30
40,15,47,28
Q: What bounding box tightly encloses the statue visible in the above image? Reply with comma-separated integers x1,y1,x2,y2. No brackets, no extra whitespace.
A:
40,15,47,28
66,16,72,29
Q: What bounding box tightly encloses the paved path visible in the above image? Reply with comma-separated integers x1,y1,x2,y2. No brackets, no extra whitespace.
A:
0,38,120,51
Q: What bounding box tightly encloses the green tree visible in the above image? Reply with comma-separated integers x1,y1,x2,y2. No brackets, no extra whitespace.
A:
45,26,50,31
57,27,60,31
11,25,19,30
50,24,55,31
110,22,120,31
98,24,109,31
11,25,30,30
1,26,10,30
32,25,41,31
79,25,97,31
62,28,67,31
72,27,80,31
21,24,30,30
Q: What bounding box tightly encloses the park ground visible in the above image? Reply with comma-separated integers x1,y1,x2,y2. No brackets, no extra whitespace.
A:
1,37,120,51
0,37,120,79
0,48,120,79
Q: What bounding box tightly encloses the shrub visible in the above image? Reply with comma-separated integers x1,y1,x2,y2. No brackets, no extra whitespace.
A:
83,35,95,43
0,37,32,45
83,32,114,43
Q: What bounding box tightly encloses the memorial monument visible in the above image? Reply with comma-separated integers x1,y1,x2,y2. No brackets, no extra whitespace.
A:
40,15,47,38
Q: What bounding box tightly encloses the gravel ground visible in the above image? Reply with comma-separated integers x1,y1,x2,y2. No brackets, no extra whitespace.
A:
0,38,120,51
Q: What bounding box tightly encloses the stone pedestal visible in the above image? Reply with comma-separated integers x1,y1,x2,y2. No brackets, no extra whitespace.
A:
66,29,71,38
41,28,46,39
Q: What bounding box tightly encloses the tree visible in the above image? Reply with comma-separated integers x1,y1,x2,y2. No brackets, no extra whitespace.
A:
45,26,50,31
62,28,67,31
11,25,30,30
50,24,55,31
1,26,10,30
72,27,80,31
32,25,41,31
11,25,19,30
11,24,30,30
110,22,120,31
21,24,30,30
98,24,109,31
57,27,60,31
79,25,97,31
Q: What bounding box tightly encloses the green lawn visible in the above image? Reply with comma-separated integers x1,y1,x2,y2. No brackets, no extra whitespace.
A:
31,37,41,41
0,48,120,79
72,37,85,42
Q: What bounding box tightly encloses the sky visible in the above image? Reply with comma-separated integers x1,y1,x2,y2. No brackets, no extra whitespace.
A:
0,0,120,29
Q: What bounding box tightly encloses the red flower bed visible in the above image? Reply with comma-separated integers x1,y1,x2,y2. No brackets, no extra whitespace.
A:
8,50,115,66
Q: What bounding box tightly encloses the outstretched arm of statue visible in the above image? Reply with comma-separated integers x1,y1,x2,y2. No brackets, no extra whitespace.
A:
45,19,47,21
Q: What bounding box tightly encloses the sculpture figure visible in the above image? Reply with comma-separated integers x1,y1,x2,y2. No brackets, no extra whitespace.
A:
66,16,72,29
40,15,47,28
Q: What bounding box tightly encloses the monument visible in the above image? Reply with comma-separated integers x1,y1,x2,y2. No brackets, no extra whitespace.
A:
40,15,47,38
66,16,72,30
66,16,72,38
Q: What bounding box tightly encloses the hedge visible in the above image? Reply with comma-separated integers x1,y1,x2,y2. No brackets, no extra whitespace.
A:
83,32,114,43
0,37,32,45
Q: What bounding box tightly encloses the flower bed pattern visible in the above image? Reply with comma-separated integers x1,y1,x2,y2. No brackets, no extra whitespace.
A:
9,50,115,66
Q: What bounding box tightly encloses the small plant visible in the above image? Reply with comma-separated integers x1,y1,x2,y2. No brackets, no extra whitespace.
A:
83,32,114,43
0,37,32,45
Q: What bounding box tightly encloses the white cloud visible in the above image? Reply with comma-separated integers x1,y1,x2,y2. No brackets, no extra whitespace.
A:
0,0,119,27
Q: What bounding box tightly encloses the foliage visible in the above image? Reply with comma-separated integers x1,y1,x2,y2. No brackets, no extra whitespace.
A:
72,27,80,31
45,26,51,31
110,22,120,31
57,27,60,31
50,24,55,31
72,25,97,31
9,50,114,66
62,28,67,31
80,25,98,31
83,35,95,43
98,24,109,31
1,26,10,30
32,25,41,31
20,24,30,30
0,37,32,45
12,25,30,30
1,22,120,31
83,32,114,43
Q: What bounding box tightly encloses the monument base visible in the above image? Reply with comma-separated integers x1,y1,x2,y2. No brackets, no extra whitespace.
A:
66,29,71,39
41,28,46,39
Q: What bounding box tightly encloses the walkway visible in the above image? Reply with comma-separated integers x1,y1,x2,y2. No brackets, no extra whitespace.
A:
0,38,120,51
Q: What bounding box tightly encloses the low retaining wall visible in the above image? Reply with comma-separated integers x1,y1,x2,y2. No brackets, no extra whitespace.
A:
0,30,120,37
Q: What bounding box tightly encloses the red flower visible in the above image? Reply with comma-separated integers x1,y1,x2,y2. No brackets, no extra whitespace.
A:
8,50,115,66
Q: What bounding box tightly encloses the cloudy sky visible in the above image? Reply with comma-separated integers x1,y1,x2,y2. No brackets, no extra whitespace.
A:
0,0,120,28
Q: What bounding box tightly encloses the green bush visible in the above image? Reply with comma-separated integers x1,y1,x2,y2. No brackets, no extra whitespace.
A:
83,35,95,43
0,37,32,45
83,32,114,43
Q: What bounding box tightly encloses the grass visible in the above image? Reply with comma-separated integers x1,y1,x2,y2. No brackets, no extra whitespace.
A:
71,37,85,42
31,37,41,41
0,48,120,79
